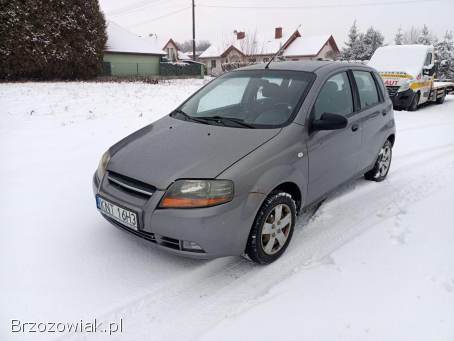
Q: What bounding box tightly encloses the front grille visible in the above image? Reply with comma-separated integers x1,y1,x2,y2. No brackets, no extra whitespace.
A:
107,171,155,198
386,86,400,98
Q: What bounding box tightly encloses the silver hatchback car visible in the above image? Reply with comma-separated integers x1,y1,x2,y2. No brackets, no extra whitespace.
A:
93,61,395,264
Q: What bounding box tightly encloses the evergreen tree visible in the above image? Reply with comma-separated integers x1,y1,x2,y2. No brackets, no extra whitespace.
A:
395,27,404,45
0,0,107,80
341,20,359,60
417,24,436,45
360,27,384,60
341,22,383,61
436,31,454,80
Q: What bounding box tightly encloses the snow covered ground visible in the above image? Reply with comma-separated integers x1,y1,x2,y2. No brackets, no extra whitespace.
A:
1,80,453,341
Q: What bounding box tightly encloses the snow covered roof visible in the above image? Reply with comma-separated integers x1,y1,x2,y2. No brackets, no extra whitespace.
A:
199,30,338,59
199,29,298,59
283,34,336,57
199,43,237,58
178,50,191,60
368,44,432,77
105,21,166,56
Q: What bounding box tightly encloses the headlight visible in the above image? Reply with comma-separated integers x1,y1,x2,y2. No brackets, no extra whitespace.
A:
96,150,111,181
159,180,234,208
398,80,411,92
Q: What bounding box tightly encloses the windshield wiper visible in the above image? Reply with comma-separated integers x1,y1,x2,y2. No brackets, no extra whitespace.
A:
171,109,210,125
196,116,256,129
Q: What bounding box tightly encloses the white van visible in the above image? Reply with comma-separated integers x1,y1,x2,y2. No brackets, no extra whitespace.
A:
369,45,452,111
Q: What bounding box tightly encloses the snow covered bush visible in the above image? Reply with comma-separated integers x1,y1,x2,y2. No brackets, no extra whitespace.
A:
0,0,107,80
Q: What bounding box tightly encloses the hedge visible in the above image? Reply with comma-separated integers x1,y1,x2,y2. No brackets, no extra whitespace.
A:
0,0,107,80
159,62,203,77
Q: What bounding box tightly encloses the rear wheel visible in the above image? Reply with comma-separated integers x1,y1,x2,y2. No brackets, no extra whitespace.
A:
408,92,420,111
246,191,296,264
364,140,393,182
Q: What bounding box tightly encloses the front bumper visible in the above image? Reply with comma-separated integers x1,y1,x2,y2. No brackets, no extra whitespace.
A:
93,172,265,259
388,88,415,110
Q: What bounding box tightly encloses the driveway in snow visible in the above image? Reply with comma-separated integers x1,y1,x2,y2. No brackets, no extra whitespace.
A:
1,80,453,341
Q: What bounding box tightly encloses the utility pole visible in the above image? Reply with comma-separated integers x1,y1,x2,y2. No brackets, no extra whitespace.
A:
192,0,196,61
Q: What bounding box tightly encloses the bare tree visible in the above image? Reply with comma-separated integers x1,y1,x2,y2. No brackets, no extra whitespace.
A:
403,26,421,44
176,40,211,52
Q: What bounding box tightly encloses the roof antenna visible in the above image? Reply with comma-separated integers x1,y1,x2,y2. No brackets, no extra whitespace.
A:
265,24,301,69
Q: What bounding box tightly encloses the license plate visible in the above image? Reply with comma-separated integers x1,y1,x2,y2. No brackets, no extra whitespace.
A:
96,196,138,230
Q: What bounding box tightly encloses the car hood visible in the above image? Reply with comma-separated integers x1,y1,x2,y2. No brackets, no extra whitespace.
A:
107,116,280,189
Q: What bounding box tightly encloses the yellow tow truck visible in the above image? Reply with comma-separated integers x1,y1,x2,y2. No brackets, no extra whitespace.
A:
369,45,454,111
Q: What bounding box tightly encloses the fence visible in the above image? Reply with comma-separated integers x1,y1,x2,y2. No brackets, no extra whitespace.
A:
102,62,159,77
102,61,204,78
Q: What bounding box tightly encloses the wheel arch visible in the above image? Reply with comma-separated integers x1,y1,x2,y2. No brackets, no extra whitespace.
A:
269,181,302,213
387,133,395,146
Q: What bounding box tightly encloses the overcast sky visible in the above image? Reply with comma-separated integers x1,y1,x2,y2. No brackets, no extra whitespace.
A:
99,0,454,47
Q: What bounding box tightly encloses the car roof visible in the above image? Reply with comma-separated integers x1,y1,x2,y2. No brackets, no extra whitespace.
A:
236,60,371,74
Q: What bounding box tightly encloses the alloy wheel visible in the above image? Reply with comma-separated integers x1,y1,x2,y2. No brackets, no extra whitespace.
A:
377,144,392,177
261,204,293,255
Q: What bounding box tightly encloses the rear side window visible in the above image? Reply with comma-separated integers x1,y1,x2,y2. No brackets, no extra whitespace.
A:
313,72,354,120
373,72,388,100
353,71,380,109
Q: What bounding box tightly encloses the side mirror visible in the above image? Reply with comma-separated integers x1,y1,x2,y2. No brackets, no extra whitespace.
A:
312,113,348,131
422,64,435,76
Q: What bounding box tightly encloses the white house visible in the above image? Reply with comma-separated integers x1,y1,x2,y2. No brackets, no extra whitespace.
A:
199,27,340,75
283,34,339,61
103,21,165,76
161,38,192,62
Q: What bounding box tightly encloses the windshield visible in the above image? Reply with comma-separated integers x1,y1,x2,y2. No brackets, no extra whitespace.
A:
174,70,314,128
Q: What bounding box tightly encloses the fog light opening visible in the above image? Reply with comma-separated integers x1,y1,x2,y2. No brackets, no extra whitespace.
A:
182,240,204,252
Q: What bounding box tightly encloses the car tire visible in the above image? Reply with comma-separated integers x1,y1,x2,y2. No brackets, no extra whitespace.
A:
246,191,296,264
436,90,446,104
408,92,419,111
364,140,393,182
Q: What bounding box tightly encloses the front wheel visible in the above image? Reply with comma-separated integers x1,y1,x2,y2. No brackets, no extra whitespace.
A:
246,191,296,264
436,90,446,104
365,140,393,182
408,92,420,111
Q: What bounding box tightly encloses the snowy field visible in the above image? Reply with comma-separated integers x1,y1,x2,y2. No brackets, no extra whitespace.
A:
1,80,454,341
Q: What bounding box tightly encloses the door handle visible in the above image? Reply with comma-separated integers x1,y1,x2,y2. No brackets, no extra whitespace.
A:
351,124,359,132
371,111,380,118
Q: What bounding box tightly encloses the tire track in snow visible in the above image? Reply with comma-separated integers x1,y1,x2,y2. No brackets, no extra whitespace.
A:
63,141,454,341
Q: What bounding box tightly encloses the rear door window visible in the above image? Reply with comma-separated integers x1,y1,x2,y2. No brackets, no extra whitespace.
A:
313,72,354,120
352,71,380,109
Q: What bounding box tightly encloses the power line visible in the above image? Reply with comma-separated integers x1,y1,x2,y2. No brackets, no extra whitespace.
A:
198,0,441,10
128,6,191,28
107,0,160,16
108,0,183,17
